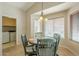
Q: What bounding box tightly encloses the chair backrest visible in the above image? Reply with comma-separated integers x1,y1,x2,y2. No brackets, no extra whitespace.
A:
21,34,28,54
53,33,61,55
37,39,56,56
53,33,60,46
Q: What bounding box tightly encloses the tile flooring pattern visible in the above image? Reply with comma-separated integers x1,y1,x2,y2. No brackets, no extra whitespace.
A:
3,45,24,56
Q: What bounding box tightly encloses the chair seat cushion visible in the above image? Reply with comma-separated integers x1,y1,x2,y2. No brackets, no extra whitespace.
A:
26,47,33,52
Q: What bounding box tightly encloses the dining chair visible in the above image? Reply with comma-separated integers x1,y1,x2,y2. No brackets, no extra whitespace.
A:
36,38,56,56
53,33,61,56
21,34,37,56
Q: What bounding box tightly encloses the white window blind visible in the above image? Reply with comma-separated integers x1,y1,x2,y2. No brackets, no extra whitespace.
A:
45,17,64,38
33,19,42,39
54,18,64,38
71,13,79,42
34,19,41,33
45,20,54,37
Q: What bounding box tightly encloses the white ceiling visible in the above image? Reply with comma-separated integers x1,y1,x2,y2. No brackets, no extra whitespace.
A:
4,2,79,14
6,2,34,11
5,2,63,12
34,2,79,15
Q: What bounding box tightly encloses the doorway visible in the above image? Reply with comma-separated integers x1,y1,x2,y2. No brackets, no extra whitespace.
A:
2,16,16,49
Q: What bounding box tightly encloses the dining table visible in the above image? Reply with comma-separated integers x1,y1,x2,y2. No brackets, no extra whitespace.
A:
29,36,55,43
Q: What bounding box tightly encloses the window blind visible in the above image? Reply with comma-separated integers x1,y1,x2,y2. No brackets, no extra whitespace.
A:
71,13,79,42
45,17,64,38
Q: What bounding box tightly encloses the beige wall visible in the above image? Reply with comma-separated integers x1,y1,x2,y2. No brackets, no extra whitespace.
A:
0,3,2,55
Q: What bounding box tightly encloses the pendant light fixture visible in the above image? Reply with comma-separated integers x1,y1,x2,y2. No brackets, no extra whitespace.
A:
39,2,48,22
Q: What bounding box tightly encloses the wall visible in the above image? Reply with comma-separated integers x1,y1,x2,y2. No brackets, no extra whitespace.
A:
2,3,27,45
0,3,2,56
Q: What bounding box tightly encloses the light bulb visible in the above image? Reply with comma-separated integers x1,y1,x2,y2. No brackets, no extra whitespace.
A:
40,16,43,20
39,16,43,22
45,18,48,21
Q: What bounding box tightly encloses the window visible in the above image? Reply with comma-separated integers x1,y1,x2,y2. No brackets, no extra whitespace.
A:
71,13,79,42
45,19,54,37
33,19,42,38
45,17,64,38
34,19,41,33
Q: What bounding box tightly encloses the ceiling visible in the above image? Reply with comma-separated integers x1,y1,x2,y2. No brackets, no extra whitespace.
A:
6,2,35,11
5,2,63,12
34,2,79,15
4,2,79,13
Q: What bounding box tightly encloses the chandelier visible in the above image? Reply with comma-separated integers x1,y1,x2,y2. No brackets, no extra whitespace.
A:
39,2,48,22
